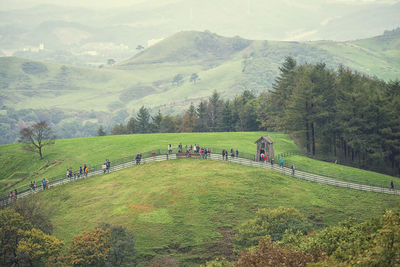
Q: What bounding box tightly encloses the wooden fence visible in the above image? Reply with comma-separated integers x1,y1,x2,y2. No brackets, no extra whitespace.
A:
2,149,399,207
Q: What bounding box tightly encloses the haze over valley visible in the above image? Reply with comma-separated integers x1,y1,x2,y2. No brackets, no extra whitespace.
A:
0,0,399,144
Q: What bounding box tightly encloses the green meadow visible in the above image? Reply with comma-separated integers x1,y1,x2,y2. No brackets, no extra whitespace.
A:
34,159,399,265
0,132,397,196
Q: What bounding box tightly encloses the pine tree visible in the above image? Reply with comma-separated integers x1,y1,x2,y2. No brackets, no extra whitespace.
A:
195,101,209,132
136,106,150,133
152,110,163,133
218,100,233,131
126,117,136,134
208,91,222,131
97,126,106,136
181,103,197,132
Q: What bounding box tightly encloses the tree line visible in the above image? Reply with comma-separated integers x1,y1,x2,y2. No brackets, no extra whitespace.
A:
266,57,400,176
106,57,400,176
105,89,262,136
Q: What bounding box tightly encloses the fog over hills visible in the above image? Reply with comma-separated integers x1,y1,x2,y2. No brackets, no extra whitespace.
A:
0,1,399,144
1,0,399,66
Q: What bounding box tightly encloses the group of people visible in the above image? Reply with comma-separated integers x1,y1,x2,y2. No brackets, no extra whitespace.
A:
221,148,239,160
260,153,294,175
67,164,89,180
186,144,212,158
102,160,111,174
9,189,17,200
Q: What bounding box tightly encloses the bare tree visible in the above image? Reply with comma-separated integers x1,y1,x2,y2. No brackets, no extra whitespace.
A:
19,121,55,159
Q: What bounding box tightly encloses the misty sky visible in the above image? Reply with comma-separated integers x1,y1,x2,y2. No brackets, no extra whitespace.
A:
1,0,399,10
1,0,399,42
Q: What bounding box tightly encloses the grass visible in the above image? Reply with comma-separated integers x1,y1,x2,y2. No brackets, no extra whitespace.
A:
0,132,397,196
284,155,397,188
34,159,400,266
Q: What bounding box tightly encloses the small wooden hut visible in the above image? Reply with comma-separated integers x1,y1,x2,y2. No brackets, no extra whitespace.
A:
255,136,274,161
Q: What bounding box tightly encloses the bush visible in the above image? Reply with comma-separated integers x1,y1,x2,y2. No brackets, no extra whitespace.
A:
237,236,315,267
12,196,53,234
236,206,311,248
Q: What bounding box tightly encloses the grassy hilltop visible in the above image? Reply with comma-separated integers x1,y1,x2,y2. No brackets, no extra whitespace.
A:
2,132,400,265
33,159,400,265
1,132,397,195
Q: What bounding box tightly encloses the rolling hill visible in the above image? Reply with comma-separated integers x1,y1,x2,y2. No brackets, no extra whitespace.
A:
2,131,399,265
27,159,400,265
1,30,400,144
0,132,397,196
2,31,400,112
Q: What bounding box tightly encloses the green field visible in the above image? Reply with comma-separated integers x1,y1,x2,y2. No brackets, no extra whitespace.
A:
0,132,397,196
34,159,400,265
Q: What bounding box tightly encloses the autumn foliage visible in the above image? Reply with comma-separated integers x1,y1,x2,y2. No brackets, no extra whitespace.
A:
237,237,315,267
65,228,111,266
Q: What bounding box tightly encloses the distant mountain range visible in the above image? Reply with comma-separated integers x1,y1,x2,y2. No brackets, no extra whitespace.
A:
1,1,400,66
1,30,400,113
0,30,399,143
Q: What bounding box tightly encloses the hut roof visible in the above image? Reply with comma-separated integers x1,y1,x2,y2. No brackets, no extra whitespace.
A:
255,136,274,144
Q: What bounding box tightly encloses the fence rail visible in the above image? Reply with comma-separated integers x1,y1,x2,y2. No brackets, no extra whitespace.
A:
2,148,399,207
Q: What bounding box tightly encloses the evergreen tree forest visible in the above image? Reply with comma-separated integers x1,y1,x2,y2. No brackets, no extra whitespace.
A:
268,57,400,176
109,58,400,176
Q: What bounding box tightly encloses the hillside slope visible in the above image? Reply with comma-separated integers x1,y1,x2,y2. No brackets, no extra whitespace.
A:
1,31,400,144
36,159,400,265
1,31,400,114
1,132,397,196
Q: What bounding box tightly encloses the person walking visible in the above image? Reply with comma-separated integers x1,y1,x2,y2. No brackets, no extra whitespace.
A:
80,166,83,177
391,180,394,190
271,158,274,166
42,178,46,190
102,162,107,174
84,165,88,177
30,181,34,192
14,189,17,199
291,164,295,175
9,190,13,201
106,159,111,173
280,157,284,168
236,149,239,158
